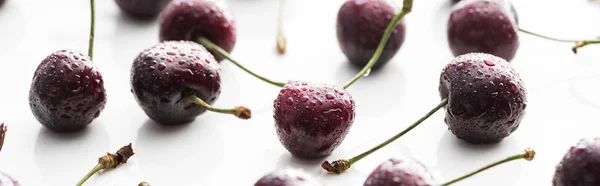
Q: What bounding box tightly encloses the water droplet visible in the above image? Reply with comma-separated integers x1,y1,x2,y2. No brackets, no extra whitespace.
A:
285,97,294,105
196,63,203,69
158,63,167,71
476,70,483,75
71,87,82,93
491,92,499,97
325,93,335,100
301,96,309,103
364,69,371,76
167,52,176,56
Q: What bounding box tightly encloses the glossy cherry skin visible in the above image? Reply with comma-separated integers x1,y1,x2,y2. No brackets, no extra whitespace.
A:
447,0,519,61
159,0,236,62
131,41,221,125
553,137,600,186
29,50,106,133
363,157,438,186
273,81,355,158
254,168,323,186
115,0,172,19
439,53,527,144
0,172,20,186
336,0,406,69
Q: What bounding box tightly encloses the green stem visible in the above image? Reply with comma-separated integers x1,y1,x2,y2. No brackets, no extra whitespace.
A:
76,164,104,186
349,98,447,164
277,0,287,54
441,148,536,186
188,95,252,119
197,37,286,88
342,0,413,89
518,28,578,43
88,0,95,60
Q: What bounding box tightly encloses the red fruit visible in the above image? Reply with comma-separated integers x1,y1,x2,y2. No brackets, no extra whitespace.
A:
447,0,519,61
336,0,406,69
0,172,19,186
130,41,221,125
254,168,323,186
115,0,172,19
439,53,527,143
273,81,355,158
159,0,236,62
29,50,106,133
363,157,438,186
553,137,600,186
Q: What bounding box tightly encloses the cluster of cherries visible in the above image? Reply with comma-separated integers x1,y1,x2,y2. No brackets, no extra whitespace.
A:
1,0,600,185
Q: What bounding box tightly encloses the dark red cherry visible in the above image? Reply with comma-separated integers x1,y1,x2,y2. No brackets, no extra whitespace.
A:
130,40,221,125
553,137,600,186
254,168,323,186
447,0,519,61
363,157,438,186
29,50,106,133
336,0,406,69
439,53,527,144
273,80,355,158
159,0,236,62
115,0,172,19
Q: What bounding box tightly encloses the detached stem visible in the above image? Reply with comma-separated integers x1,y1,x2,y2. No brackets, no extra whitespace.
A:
88,0,95,60
322,98,447,174
76,164,104,186
342,0,412,89
197,37,286,88
188,95,252,119
276,0,287,54
0,123,6,152
440,148,536,186
518,28,600,53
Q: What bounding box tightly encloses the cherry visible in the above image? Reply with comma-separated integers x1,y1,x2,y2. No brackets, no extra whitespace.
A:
336,0,406,69
0,172,20,186
363,149,535,186
553,137,600,186
159,0,236,62
322,52,527,173
115,0,172,19
76,144,135,186
254,168,323,186
130,41,251,125
29,0,106,133
447,0,519,61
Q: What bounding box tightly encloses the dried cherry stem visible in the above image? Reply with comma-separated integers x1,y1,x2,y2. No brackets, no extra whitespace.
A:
322,98,448,174
342,0,413,89
75,143,135,186
187,95,252,119
440,148,536,186
197,36,286,88
88,0,95,60
0,123,6,152
138,182,151,186
518,28,600,54
276,0,287,54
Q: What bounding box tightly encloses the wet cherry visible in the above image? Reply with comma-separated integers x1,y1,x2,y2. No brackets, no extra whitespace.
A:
254,168,323,186
115,0,172,19
553,137,600,186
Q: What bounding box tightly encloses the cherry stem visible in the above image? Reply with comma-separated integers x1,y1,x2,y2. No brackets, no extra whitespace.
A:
440,148,536,186
518,28,600,53
88,0,95,60
139,182,151,186
0,123,6,152
322,98,448,174
76,164,104,186
342,0,412,89
187,95,252,120
277,0,287,54
196,36,286,88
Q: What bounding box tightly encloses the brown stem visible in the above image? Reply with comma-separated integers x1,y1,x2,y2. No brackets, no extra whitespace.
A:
0,123,6,152
76,143,135,186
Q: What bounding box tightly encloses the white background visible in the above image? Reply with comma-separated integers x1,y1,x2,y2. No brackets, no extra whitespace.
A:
1,0,600,185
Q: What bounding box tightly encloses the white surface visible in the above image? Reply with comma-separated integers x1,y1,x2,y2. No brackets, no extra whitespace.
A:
1,0,600,185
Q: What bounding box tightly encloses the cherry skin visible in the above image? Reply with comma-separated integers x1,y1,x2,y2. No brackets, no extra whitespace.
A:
439,53,527,144
115,0,172,19
273,81,355,158
0,172,19,186
130,40,222,125
363,157,438,186
254,168,323,186
336,0,406,69
0,0,5,6
553,137,600,186
29,50,106,133
159,0,236,62
447,0,519,61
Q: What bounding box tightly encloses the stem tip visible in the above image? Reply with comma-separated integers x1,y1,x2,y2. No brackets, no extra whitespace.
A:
322,159,351,174
277,35,286,54
233,106,252,120
139,182,151,186
523,148,535,161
